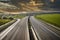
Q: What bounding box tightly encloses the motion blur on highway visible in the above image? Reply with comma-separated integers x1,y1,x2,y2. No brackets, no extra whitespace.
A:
0,0,60,40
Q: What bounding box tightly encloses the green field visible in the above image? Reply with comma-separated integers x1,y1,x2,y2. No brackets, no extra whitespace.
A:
35,14,60,28
0,19,11,26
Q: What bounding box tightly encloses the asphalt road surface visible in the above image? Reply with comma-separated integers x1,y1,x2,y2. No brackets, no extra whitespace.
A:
1,16,60,40
2,17,30,40
30,16,60,40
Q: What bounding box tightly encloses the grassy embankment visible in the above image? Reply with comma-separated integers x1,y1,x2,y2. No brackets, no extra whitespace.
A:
0,19,11,26
0,14,25,26
35,14,60,28
0,18,16,32
13,15,25,19
0,14,25,32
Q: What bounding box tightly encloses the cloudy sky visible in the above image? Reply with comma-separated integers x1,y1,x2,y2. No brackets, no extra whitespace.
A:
11,0,42,3
11,0,42,6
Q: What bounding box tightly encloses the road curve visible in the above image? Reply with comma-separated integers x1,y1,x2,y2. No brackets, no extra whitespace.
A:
2,17,30,40
30,16,60,40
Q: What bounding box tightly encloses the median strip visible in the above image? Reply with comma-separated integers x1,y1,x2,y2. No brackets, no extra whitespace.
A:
28,17,38,40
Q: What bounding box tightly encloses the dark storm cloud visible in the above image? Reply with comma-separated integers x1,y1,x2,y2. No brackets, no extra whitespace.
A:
10,0,31,7
10,0,44,7
11,0,29,3
11,0,30,6
11,0,42,3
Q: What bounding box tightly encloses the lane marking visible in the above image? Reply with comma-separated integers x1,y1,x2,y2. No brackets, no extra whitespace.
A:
0,19,20,40
26,19,30,40
31,26,38,40
32,17,60,38
30,17,42,40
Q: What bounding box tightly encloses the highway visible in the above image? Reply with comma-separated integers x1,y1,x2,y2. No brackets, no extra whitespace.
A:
2,17,30,40
0,16,60,40
30,16,60,40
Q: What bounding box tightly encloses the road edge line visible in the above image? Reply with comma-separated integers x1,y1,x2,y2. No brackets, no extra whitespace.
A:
36,17,60,31
26,19,30,40
0,19,20,40
31,26,38,40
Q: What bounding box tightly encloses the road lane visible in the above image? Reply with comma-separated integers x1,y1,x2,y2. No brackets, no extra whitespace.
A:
3,17,30,40
30,16,60,40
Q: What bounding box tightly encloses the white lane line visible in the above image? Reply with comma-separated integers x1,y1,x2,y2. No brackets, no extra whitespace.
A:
31,26,38,40
26,20,30,40
32,16,60,38
34,18,60,38
41,23,60,38
43,21,60,30
31,23,42,40
32,26,42,40
36,20,60,38
0,19,20,40
37,19,60,31
30,17,42,40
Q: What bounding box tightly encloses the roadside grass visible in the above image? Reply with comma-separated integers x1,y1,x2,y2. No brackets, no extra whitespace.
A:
0,14,25,32
35,14,60,28
0,19,11,26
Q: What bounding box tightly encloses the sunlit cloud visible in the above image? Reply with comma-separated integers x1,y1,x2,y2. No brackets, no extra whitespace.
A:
50,0,55,2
